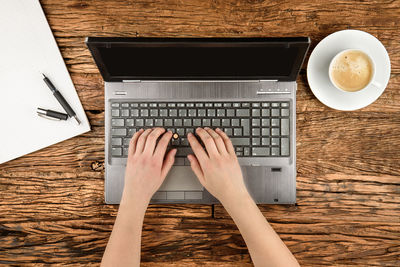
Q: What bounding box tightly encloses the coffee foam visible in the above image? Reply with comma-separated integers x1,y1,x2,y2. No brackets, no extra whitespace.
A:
330,50,373,92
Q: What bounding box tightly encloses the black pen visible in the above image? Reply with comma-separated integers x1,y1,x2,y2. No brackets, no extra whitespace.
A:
37,108,69,121
42,74,81,125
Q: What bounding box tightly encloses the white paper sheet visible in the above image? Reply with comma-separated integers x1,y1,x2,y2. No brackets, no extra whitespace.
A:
0,0,91,164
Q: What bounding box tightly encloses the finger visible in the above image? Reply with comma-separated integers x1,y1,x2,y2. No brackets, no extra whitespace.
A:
195,128,219,156
187,154,205,186
161,148,177,179
215,128,235,155
128,129,144,155
204,127,228,155
143,128,166,155
154,130,173,159
187,132,208,163
135,128,153,154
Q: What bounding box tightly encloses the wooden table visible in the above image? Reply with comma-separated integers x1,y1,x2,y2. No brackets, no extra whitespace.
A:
1,0,399,266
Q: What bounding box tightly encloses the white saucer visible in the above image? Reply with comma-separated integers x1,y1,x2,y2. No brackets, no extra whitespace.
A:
307,29,391,111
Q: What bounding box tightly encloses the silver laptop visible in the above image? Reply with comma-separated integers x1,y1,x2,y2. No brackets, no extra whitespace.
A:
86,37,310,204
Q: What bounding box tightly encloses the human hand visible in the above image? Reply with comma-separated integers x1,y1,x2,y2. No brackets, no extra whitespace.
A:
187,127,250,205
122,128,176,204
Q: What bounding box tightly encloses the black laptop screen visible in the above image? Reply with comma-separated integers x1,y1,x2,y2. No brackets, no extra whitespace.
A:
87,38,310,81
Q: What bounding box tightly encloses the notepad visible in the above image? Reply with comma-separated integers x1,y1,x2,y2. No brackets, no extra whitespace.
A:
0,0,90,164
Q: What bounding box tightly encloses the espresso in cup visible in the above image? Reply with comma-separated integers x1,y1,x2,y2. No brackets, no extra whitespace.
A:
329,50,374,92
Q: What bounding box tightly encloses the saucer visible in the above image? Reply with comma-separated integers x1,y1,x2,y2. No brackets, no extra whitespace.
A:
307,29,391,111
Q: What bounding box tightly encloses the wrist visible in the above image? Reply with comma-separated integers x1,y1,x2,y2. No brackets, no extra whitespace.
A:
121,188,150,210
221,190,255,214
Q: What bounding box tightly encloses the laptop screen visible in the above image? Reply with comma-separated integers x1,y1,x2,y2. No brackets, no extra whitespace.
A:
86,38,310,82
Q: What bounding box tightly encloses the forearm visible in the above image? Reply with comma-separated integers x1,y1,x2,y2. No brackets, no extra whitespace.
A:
101,192,149,267
222,193,299,267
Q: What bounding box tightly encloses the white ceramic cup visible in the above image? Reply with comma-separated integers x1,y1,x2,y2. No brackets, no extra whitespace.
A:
328,49,380,92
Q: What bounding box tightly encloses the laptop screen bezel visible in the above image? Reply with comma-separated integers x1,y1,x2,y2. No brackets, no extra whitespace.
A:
86,37,310,82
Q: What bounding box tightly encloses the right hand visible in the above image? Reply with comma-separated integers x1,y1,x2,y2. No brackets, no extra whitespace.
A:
187,127,250,205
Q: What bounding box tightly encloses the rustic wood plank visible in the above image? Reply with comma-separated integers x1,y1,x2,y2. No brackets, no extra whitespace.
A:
1,0,399,266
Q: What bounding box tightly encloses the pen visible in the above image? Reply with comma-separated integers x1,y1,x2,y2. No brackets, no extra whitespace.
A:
42,74,81,125
37,108,69,121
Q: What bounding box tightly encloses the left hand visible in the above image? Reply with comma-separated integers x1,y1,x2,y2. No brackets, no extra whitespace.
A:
122,128,176,204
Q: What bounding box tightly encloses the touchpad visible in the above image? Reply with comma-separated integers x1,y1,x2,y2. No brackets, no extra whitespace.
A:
159,166,203,191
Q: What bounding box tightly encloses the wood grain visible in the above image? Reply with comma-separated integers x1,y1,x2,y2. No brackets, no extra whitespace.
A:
1,0,399,266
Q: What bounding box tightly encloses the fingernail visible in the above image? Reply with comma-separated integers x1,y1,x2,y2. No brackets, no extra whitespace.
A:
188,132,192,137
204,127,210,130
216,128,221,131
187,156,192,162
196,127,201,132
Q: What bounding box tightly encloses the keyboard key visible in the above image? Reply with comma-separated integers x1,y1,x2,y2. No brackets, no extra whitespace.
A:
271,119,279,127
135,119,144,127
281,109,290,116
186,128,194,135
236,151,243,156
262,102,270,107
149,103,157,107
126,119,134,127
164,119,173,127
121,110,129,117
207,109,216,117
186,103,195,107
231,138,250,146
121,103,129,108
222,119,230,126
262,119,270,126
177,103,185,107
112,138,122,146
128,128,136,136
145,119,153,126
252,103,260,107
111,103,120,108
252,138,260,146
112,128,126,136
223,103,232,107
233,103,240,107
214,103,222,107
111,109,120,117
195,103,204,107
169,109,178,117
141,109,149,117
131,103,139,107
281,118,289,135
262,128,269,136
271,128,280,136
281,138,289,156
172,138,180,146
188,109,197,117
131,109,139,117
198,109,206,117
112,119,124,127
159,109,168,116
181,138,189,146
168,103,176,107
202,119,211,127
252,147,270,156
159,103,167,107
236,147,243,152
271,109,280,116
154,119,163,126
232,119,240,127
140,103,148,107
281,102,289,107
237,109,250,117
205,103,213,107
261,109,270,117
179,109,187,117
242,103,250,107
212,119,221,127
177,128,185,136
184,119,192,127
234,128,242,136
241,119,250,135
112,147,122,156
261,138,270,146
244,147,250,156
227,109,235,117
123,147,129,156
271,138,279,146
123,138,131,146
252,128,260,136
252,119,260,127
271,147,279,156
252,109,260,116
174,119,182,126
271,103,280,107
217,109,225,117
224,128,233,136
193,119,202,127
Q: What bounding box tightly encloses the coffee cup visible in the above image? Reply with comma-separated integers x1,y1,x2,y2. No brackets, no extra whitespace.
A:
329,49,380,92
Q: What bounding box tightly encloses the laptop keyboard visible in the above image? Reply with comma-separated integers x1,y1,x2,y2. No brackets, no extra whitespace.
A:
110,101,290,158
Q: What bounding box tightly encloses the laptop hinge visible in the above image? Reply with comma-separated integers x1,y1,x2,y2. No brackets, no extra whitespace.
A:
122,80,279,83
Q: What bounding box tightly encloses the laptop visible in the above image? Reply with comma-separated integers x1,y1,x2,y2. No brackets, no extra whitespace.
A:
86,37,310,204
